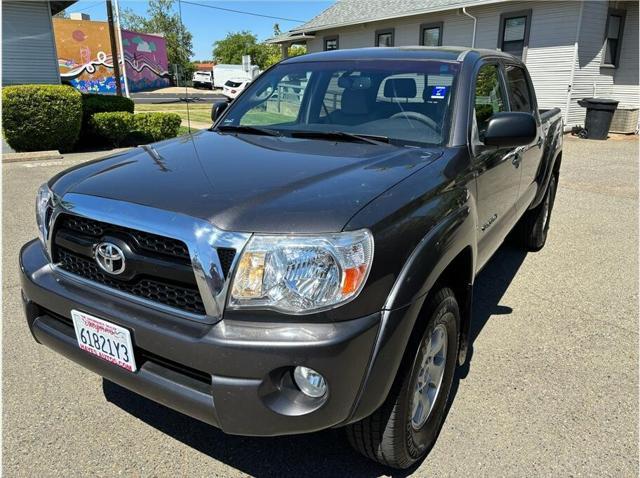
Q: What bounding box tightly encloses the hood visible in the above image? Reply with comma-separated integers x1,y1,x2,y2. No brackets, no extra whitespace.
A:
51,131,442,233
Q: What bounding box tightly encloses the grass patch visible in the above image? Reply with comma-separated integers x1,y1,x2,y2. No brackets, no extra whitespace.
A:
135,103,212,124
241,111,296,125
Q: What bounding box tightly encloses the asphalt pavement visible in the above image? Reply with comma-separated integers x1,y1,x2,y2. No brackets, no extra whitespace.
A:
2,136,638,477
131,87,225,104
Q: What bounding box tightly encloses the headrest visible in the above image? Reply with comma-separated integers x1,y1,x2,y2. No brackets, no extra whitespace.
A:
384,78,417,98
341,88,370,115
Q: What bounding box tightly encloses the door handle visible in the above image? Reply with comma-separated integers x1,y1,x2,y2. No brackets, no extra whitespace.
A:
512,153,521,168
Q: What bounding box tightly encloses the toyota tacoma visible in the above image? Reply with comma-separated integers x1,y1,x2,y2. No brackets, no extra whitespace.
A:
21,47,562,469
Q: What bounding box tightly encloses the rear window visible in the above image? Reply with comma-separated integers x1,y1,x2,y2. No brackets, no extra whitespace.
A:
225,80,243,88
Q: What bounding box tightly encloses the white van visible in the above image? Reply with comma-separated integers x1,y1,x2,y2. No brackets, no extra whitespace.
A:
213,64,260,89
192,71,213,89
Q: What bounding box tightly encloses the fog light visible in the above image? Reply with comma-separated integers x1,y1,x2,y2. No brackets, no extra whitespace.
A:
293,366,327,398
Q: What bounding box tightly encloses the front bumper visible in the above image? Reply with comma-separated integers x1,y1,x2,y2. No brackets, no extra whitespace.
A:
20,239,381,436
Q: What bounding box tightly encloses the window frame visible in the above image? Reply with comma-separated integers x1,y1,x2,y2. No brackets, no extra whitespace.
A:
497,9,532,61
323,35,339,51
375,28,395,47
601,8,626,69
469,59,510,146
419,22,443,47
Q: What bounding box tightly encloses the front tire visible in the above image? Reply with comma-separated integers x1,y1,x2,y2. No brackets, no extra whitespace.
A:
346,288,459,469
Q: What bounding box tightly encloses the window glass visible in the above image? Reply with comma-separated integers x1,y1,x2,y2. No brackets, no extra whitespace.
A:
377,32,393,47
604,14,622,65
239,72,309,126
502,16,526,57
324,38,338,51
505,65,533,113
377,73,424,103
221,60,460,147
474,64,506,139
422,27,441,46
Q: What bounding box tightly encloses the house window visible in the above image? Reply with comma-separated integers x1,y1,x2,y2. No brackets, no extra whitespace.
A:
375,28,394,47
324,35,339,51
498,10,532,59
420,22,443,47
603,9,626,68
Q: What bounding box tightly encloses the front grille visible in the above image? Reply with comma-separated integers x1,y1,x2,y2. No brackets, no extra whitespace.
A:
57,249,206,315
52,214,216,315
60,215,191,263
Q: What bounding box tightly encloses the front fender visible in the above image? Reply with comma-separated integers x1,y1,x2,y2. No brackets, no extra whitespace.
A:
345,197,477,424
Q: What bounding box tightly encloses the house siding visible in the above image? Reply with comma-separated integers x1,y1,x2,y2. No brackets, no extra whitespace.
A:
2,1,61,86
568,1,639,126
304,0,638,128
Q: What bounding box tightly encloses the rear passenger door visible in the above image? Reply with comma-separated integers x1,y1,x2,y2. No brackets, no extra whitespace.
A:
503,63,544,217
471,62,522,269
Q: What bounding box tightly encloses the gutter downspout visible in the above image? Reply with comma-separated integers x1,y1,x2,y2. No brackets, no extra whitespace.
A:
462,7,477,48
564,0,584,129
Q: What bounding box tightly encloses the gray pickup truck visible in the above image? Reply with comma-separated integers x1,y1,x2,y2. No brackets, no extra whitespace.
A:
21,47,562,469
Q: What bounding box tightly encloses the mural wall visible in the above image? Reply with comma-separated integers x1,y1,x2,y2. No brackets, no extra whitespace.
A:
53,18,170,94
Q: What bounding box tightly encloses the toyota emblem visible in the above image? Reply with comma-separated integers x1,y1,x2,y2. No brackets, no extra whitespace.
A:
94,242,126,275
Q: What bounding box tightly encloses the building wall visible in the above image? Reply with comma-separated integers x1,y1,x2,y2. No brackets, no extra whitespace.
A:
305,0,638,127
121,30,170,91
2,1,61,86
53,18,170,94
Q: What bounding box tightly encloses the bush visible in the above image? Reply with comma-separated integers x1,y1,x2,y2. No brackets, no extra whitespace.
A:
80,93,135,143
2,85,82,152
133,113,182,142
89,112,183,146
90,112,134,146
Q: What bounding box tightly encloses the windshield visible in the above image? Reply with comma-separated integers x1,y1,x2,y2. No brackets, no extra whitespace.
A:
218,60,459,147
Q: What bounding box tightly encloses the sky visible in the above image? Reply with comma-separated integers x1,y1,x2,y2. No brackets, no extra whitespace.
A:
64,0,334,60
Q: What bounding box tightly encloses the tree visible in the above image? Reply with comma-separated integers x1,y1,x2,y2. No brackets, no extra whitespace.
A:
121,0,193,74
212,26,306,70
54,10,69,19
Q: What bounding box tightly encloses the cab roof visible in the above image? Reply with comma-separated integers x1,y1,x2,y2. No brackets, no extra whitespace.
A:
281,46,520,64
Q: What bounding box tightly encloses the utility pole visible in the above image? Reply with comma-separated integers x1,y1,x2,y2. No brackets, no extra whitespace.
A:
106,0,122,96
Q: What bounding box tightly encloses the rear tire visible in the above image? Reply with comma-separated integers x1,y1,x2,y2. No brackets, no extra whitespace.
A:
518,173,558,251
346,288,459,469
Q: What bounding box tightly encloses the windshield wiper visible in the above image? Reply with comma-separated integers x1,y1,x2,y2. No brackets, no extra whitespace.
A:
289,130,391,145
216,124,281,137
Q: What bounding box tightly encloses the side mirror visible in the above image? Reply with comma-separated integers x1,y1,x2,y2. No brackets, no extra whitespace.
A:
211,101,229,122
483,112,537,147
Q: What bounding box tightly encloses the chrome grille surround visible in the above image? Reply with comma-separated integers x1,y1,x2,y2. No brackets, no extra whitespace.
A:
44,193,251,323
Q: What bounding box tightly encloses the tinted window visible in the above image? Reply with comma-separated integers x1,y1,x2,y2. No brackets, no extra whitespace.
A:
474,64,506,139
505,65,533,113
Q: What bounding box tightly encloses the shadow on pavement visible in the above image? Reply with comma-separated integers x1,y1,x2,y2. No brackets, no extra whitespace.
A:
103,243,527,477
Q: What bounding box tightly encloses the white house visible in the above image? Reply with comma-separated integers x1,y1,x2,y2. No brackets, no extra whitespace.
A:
270,0,639,130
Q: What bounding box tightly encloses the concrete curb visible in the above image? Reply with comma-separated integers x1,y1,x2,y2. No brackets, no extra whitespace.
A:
2,150,63,163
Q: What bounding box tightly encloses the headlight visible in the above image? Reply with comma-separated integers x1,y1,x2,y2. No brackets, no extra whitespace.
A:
229,229,374,314
35,183,53,245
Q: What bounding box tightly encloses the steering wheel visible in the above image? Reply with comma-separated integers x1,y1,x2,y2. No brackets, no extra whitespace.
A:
390,111,439,130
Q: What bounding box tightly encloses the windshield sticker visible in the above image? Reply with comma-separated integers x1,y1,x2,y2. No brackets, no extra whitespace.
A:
431,86,448,99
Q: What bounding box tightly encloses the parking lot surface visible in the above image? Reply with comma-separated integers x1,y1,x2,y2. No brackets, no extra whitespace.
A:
2,136,638,477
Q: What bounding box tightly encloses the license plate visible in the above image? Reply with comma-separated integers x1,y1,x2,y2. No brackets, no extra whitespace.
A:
71,310,137,372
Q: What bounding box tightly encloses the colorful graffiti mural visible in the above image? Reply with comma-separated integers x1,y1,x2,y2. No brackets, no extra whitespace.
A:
53,18,170,94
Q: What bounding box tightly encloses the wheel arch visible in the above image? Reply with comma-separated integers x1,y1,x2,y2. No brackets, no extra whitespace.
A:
345,206,476,424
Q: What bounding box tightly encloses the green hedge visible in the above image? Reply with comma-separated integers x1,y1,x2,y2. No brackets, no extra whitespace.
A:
80,93,135,143
90,112,182,146
133,113,182,142
2,85,82,152
90,112,135,147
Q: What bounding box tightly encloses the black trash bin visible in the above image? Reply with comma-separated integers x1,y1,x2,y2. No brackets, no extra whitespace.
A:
578,98,619,140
